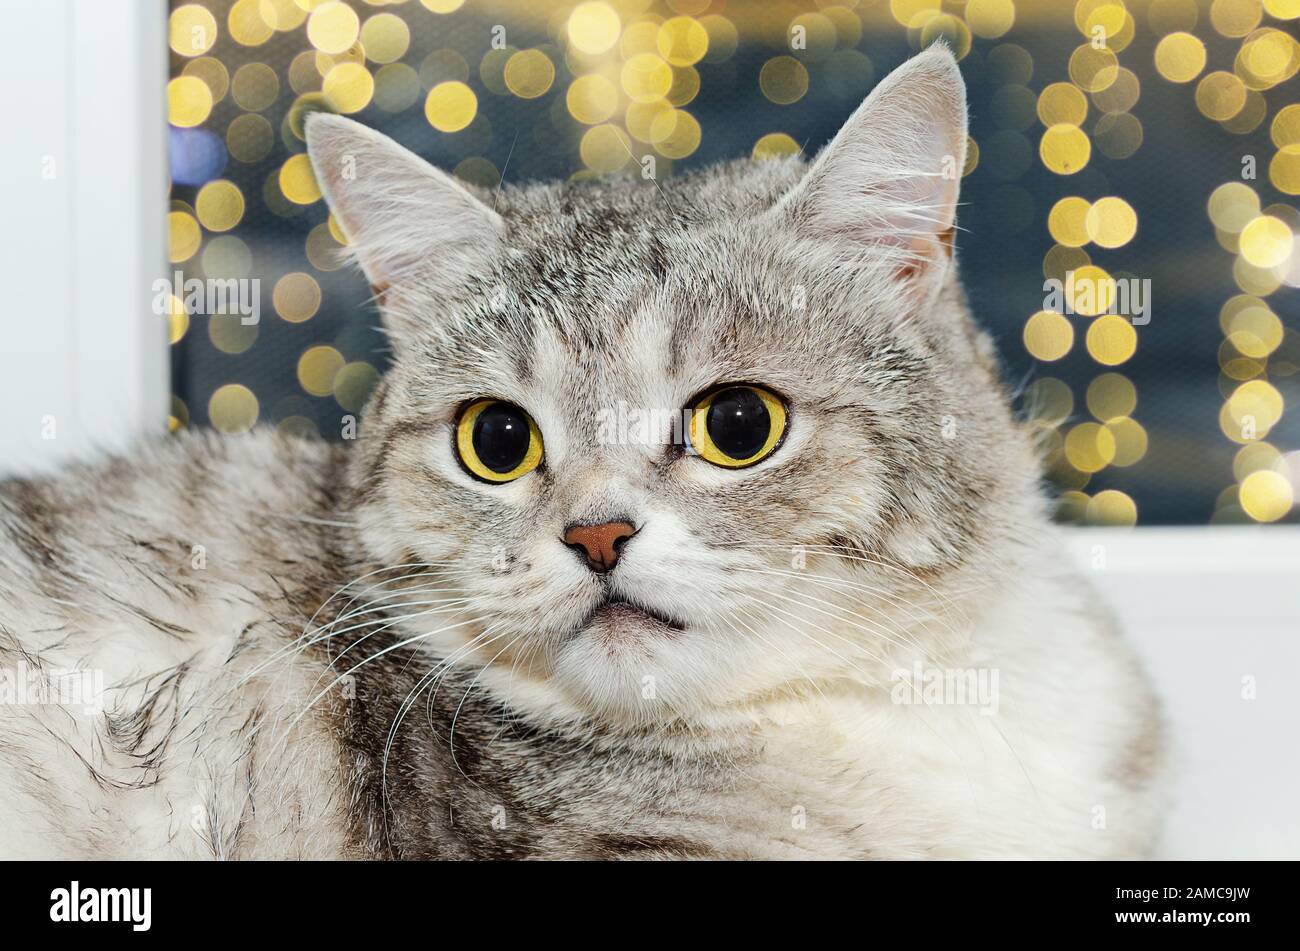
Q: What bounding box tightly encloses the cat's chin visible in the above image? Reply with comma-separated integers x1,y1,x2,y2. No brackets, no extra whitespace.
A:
545,603,758,725
581,596,687,642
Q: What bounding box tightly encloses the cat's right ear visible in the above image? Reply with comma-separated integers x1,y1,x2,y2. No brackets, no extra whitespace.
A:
304,113,503,300
764,45,967,311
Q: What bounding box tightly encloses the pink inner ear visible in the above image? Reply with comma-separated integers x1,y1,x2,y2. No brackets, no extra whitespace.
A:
893,226,955,284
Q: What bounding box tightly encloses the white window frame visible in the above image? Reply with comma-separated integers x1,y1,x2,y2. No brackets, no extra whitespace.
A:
0,0,168,477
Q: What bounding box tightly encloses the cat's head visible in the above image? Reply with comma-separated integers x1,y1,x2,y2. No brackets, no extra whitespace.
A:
306,48,1042,726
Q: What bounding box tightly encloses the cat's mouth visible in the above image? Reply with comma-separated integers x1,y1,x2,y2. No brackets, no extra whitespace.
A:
581,596,687,637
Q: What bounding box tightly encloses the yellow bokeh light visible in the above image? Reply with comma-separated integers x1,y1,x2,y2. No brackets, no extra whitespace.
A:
209,384,259,435
1086,489,1138,526
1092,67,1141,113
1037,83,1088,127
625,101,671,143
274,272,322,323
334,361,380,413
1233,442,1282,481
1087,373,1137,421
919,15,973,61
651,109,701,159
966,0,1016,39
374,63,421,112
1087,315,1138,366
232,62,280,111
1085,196,1138,248
1065,421,1117,473
1237,28,1300,89
1226,379,1285,434
1264,0,1300,17
420,0,466,12
259,0,307,33
566,74,619,125
752,132,801,161
1239,470,1293,521
667,66,701,107
1070,265,1114,315
209,313,257,354
1154,31,1206,82
168,211,201,263
759,56,809,105
622,53,673,104
1207,181,1261,232
298,345,345,397
568,2,621,55
195,180,245,233
361,13,410,64
307,1,360,55
1210,0,1263,37
425,81,477,132
658,16,709,67
183,57,230,103
1023,310,1074,362
1076,0,1126,38
1040,124,1091,175
279,154,322,204
167,294,189,345
228,0,273,47
1226,303,1284,357
170,4,218,57
1239,215,1294,268
1045,245,1092,283
1272,105,1300,149
228,113,275,163
323,62,374,113
167,76,213,128
580,124,632,173
1069,44,1119,92
1195,71,1247,121
1106,417,1148,466
621,20,661,59
504,50,555,100
1048,197,1091,247
788,12,838,61
1270,146,1300,195
700,15,739,63
890,0,940,28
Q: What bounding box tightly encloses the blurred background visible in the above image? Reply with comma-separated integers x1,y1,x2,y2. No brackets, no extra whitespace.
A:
161,0,1300,525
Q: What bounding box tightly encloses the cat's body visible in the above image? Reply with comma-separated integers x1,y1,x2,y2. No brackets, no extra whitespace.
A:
0,49,1166,858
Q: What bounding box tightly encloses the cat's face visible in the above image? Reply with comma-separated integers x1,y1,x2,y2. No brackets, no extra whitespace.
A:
307,49,1041,724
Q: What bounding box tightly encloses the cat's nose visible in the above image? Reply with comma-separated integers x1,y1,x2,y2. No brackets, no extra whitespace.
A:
562,521,637,573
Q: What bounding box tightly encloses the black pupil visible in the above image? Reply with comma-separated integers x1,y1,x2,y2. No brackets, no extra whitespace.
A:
472,403,531,473
706,388,771,460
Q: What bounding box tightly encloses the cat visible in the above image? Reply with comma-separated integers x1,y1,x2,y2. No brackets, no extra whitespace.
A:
0,47,1166,859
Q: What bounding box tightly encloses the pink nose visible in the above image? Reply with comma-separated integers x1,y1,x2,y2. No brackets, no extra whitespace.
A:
563,521,637,573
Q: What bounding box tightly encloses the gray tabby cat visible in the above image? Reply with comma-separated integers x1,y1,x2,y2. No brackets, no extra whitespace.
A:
0,49,1166,859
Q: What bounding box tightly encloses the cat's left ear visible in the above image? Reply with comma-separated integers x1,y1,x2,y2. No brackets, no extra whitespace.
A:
768,45,966,306
304,113,504,301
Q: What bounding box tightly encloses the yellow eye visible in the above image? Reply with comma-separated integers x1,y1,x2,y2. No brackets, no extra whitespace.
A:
688,385,788,469
455,399,544,483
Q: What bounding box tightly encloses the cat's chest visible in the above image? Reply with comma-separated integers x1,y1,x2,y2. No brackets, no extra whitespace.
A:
731,692,1061,858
